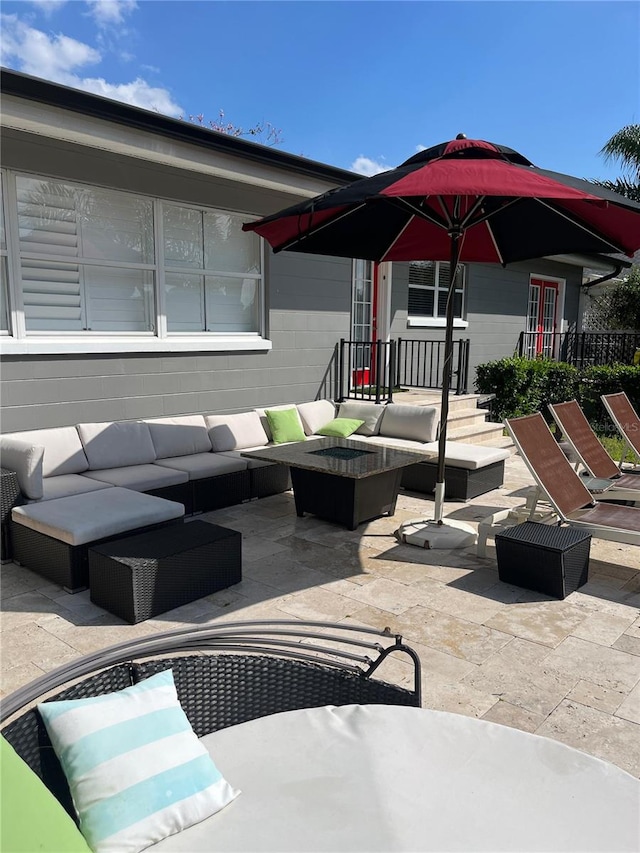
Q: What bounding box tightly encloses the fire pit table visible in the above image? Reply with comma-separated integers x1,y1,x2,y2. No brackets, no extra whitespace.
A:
243,437,426,530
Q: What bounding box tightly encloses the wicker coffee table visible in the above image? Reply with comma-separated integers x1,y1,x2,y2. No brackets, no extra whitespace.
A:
88,521,241,623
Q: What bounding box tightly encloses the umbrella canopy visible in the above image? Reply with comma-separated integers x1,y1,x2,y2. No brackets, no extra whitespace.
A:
243,136,640,530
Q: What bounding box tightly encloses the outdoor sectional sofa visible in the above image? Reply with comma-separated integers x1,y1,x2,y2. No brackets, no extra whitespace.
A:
0,398,509,592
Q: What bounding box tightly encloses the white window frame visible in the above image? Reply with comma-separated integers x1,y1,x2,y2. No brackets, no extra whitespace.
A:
406,260,468,329
0,168,270,354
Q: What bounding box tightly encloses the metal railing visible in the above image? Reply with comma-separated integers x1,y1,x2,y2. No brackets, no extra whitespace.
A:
517,331,640,368
331,337,470,403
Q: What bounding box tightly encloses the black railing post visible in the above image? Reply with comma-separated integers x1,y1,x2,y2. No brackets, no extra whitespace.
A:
374,339,383,404
517,331,524,357
337,338,346,402
389,340,396,402
396,337,402,389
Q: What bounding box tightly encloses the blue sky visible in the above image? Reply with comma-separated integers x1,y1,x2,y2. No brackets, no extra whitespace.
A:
1,1,638,181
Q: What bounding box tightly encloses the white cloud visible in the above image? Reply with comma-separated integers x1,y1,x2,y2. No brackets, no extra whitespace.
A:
86,0,137,27
0,14,100,78
415,144,427,152
0,13,183,116
28,0,69,15
351,156,389,176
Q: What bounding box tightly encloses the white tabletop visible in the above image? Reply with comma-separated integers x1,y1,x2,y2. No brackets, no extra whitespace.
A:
154,704,640,852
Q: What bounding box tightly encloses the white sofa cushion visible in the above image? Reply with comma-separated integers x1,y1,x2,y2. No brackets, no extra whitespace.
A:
0,437,44,500
337,402,386,436
78,422,156,469
40,474,114,502
12,487,184,547
420,442,511,470
379,405,438,443
145,416,211,458
3,427,88,477
296,400,337,436
363,436,432,452
154,453,248,480
205,412,269,452
81,464,188,491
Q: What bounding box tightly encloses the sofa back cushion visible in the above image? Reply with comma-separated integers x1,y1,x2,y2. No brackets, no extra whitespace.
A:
337,402,386,436
205,412,269,452
379,405,438,443
77,422,156,470
4,427,88,477
296,400,337,436
0,437,44,500
145,416,211,459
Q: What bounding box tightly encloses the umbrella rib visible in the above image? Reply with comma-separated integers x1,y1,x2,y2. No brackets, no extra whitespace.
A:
484,219,504,265
533,199,629,254
275,202,368,253
387,197,450,230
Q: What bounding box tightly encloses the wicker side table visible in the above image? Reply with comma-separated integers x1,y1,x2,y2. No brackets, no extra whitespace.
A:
88,520,241,623
495,522,591,600
1,468,22,563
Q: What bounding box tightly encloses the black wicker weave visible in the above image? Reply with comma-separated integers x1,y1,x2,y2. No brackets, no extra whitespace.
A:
401,459,506,500
1,467,22,562
88,521,241,623
0,620,421,820
193,469,251,512
249,464,291,499
11,518,184,592
495,521,592,599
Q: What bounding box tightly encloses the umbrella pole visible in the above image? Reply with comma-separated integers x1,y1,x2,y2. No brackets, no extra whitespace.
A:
434,229,462,523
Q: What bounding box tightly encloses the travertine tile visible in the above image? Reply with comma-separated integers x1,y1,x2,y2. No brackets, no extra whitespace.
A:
277,587,361,622
485,600,590,647
536,700,640,778
566,679,626,715
570,611,636,647
481,700,547,733
543,636,640,693
338,576,423,615
412,582,506,625
615,681,640,725
613,634,640,657
422,680,498,718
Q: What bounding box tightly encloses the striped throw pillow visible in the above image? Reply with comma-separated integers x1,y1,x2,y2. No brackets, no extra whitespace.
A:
38,669,239,853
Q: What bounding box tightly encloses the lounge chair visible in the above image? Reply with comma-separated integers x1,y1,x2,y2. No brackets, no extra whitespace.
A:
601,391,640,463
505,412,640,546
548,400,640,503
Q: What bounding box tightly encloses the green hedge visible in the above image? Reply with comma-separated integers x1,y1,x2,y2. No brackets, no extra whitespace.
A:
475,357,640,433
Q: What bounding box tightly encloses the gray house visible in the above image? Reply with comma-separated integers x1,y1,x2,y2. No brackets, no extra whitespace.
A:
0,69,620,433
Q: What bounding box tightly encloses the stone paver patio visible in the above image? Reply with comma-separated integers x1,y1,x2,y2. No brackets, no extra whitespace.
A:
2,453,639,777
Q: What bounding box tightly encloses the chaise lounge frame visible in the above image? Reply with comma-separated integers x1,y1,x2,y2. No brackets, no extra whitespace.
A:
505,412,640,547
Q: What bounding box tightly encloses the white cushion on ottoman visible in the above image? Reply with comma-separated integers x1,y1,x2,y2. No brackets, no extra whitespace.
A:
12,487,184,546
420,442,510,470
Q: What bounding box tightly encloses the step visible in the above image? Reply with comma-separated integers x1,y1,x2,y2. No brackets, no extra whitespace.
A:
445,421,508,447
444,406,489,431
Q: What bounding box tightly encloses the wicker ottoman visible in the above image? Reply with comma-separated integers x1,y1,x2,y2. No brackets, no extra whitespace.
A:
88,520,241,623
495,522,591,599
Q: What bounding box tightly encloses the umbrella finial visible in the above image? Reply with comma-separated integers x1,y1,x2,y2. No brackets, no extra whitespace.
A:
455,133,467,140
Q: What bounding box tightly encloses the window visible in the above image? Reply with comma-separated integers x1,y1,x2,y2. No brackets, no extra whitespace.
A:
0,169,266,353
407,261,466,326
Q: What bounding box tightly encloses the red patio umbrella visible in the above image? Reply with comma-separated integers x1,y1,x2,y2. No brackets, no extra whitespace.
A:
243,136,640,546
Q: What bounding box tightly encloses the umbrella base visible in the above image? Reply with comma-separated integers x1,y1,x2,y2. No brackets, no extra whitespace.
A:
394,517,478,550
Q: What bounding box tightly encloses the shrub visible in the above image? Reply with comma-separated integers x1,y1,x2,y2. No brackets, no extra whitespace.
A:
475,357,578,422
577,364,640,434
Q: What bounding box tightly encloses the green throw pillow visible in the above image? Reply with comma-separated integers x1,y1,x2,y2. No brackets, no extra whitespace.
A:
0,735,91,852
265,408,306,444
316,418,365,438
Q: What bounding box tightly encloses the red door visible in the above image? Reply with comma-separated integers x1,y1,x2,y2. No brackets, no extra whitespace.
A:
527,279,559,358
